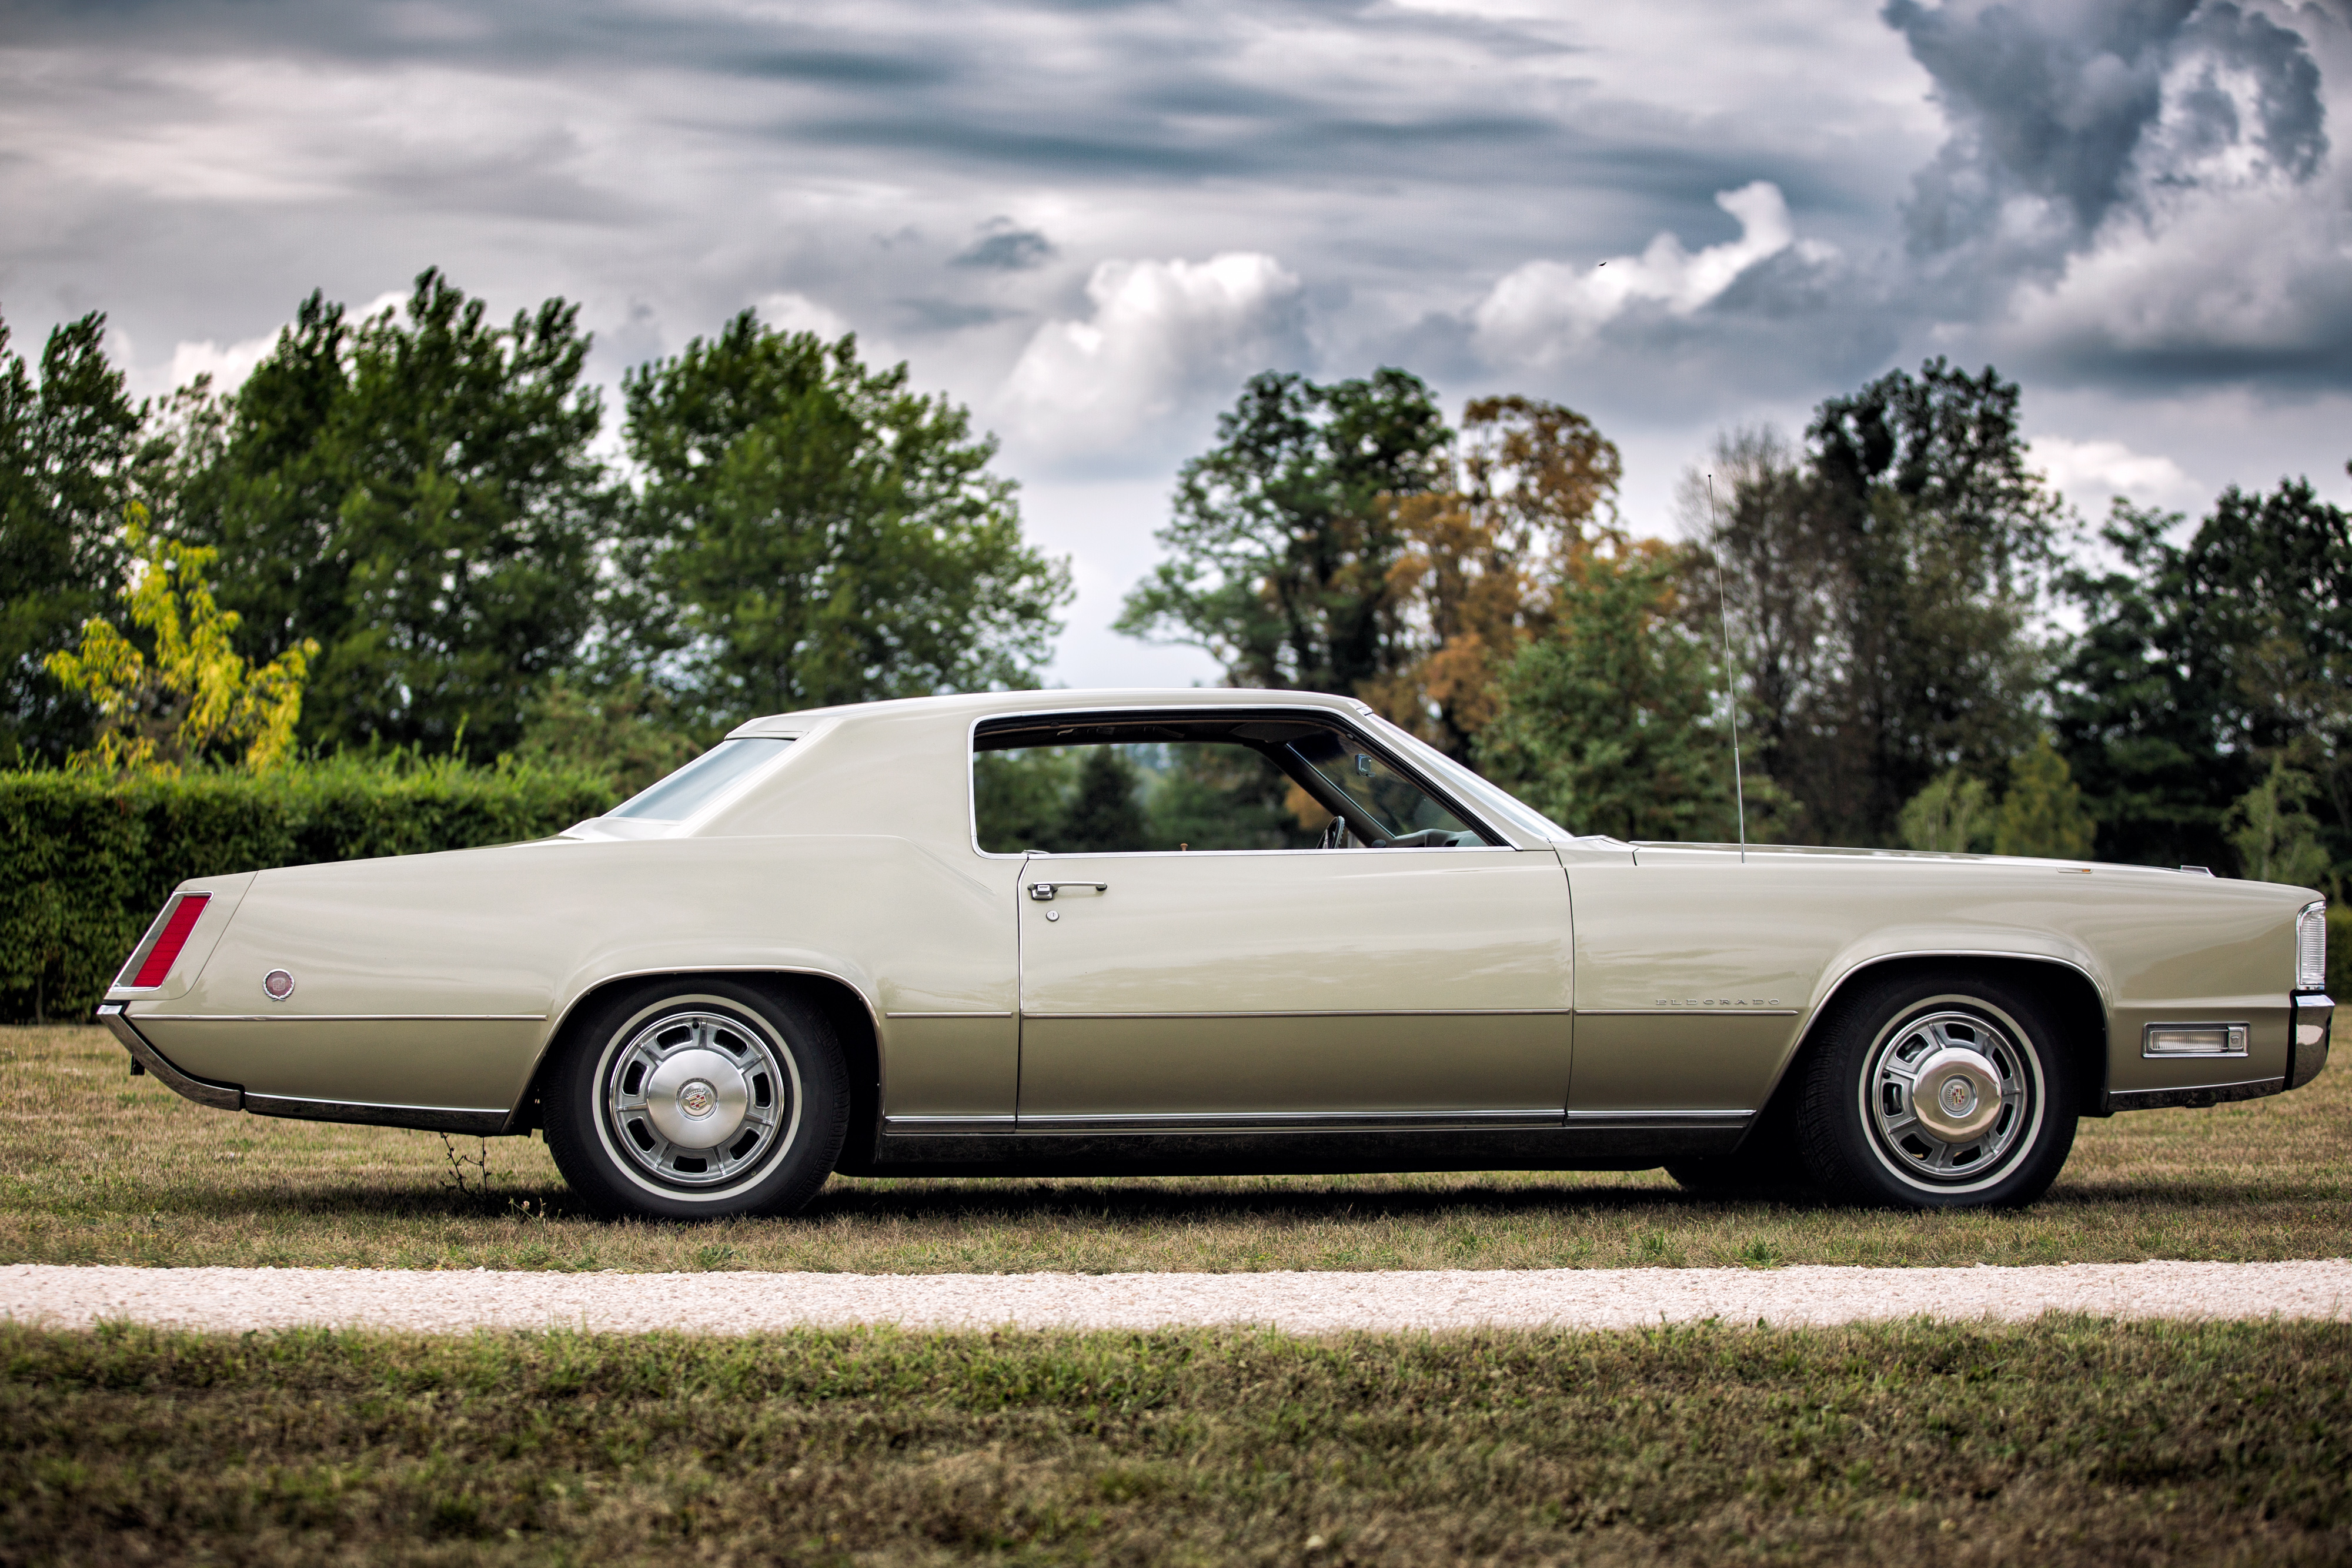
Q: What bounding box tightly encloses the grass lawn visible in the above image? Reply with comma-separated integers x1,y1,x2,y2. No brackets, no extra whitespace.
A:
3,1023,2347,1273
3,1318,2347,1564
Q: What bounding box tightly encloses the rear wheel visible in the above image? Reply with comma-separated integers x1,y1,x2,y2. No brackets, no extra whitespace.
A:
544,979,848,1220
1797,969,2077,1209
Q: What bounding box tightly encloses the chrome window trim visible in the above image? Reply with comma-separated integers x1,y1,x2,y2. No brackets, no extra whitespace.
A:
1354,707,1574,841
963,703,1524,859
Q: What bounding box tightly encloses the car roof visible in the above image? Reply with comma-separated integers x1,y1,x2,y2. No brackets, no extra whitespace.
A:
726,687,1373,737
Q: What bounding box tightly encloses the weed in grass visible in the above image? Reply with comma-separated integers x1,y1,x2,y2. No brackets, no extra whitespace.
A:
434,1132,499,1202
4,1022,2350,1272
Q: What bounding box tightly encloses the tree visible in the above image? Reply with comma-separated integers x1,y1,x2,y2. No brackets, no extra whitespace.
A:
1897,771,1994,852
175,292,358,684
1684,360,2057,844
179,271,615,759
614,313,1070,724
973,748,1077,853
2225,758,2331,888
1060,747,1149,852
1993,736,2094,860
43,506,313,772
1365,396,1623,759
511,676,701,800
1117,369,1452,696
2055,471,2351,880
1474,550,1745,842
0,310,143,765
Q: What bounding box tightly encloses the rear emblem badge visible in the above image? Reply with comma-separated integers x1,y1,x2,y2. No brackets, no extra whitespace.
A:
262,969,295,1001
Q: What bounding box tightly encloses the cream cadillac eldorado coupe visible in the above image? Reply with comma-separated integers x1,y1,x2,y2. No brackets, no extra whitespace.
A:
96,689,2332,1218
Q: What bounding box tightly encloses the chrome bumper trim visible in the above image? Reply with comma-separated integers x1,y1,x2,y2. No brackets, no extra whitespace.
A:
1564,1108,1755,1128
2106,1077,2284,1113
2290,993,2333,1091
1024,1009,1575,1021
242,1094,511,1136
128,1012,547,1023
96,1004,242,1111
1010,1108,1566,1135
881,1114,1016,1136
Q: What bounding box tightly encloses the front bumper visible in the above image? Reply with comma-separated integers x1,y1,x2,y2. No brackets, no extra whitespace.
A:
2290,992,2333,1090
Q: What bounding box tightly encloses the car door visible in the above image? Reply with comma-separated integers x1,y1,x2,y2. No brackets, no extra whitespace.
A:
1004,716,1575,1131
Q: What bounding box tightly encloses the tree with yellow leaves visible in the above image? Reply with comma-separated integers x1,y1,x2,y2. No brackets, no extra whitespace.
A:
43,505,316,773
1364,396,1626,759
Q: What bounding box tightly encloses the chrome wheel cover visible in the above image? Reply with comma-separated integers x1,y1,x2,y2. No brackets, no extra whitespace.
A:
1862,1007,2040,1190
599,1009,799,1192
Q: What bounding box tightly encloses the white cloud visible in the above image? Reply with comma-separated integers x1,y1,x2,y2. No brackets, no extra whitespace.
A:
1472,182,1827,364
999,252,1303,458
1997,173,2352,372
757,292,856,342
2029,436,2205,513
165,333,276,394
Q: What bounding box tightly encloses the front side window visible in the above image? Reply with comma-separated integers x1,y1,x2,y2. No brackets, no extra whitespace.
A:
972,715,1493,854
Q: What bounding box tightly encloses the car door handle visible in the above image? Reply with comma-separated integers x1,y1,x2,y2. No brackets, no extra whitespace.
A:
1028,882,1108,901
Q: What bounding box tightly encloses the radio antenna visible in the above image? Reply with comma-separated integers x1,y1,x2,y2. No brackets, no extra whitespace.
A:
1706,473,1747,863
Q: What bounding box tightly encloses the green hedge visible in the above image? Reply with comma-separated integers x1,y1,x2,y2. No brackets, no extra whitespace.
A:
0,759,617,1022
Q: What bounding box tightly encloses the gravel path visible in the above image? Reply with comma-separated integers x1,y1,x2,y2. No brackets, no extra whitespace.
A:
5,1261,2349,1335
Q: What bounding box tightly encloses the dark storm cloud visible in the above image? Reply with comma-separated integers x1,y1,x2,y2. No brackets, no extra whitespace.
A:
728,49,959,88
0,0,1645,195
1876,0,2348,391
2176,1,2328,175
1885,0,2327,255
953,222,1056,270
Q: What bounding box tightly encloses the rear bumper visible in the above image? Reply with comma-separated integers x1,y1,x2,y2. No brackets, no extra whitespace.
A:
99,1002,510,1134
97,1003,242,1111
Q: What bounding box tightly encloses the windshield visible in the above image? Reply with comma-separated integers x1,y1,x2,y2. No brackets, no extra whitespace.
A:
1357,712,1573,842
608,737,793,821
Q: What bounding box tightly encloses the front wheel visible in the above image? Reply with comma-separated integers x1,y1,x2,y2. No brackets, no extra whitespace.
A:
1797,970,2077,1209
544,979,848,1220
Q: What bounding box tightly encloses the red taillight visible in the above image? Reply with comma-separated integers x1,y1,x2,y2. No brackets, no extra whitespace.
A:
123,894,211,989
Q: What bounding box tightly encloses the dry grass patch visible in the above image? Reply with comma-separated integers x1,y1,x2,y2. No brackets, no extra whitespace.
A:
3,1024,2347,1272
2,1318,2347,1564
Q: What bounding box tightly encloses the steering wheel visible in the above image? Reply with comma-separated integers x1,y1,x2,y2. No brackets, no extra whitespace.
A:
1320,814,1348,849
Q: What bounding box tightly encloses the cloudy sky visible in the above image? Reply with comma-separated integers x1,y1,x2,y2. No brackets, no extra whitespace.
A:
5,0,2349,684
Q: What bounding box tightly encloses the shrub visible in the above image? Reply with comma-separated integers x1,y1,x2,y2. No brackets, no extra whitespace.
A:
0,757,616,1022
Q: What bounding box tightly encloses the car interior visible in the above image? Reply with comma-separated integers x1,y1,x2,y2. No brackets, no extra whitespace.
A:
971,712,1494,854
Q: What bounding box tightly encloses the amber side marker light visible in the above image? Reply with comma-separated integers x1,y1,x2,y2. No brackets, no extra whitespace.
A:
119,893,211,989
